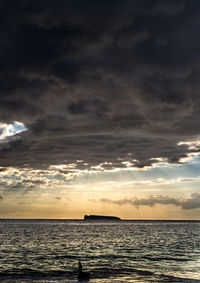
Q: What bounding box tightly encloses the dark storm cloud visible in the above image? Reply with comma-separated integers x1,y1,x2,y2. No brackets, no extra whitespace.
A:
97,193,200,210
0,0,200,169
0,195,3,201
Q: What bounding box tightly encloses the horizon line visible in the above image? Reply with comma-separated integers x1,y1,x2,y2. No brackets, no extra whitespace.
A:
0,218,200,221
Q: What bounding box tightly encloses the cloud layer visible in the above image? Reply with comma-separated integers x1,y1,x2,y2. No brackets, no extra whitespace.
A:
96,193,200,210
0,0,200,170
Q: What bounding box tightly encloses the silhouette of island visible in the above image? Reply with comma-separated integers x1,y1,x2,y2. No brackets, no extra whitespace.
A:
84,215,121,221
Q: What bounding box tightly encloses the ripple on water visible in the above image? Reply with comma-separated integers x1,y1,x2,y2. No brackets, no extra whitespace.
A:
0,220,200,282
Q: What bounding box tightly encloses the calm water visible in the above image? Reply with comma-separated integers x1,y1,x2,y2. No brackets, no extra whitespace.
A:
0,220,200,282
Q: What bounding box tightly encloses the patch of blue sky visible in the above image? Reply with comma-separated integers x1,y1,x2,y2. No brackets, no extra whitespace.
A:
12,121,27,133
141,162,200,180
72,154,200,185
0,121,27,141
42,173,67,180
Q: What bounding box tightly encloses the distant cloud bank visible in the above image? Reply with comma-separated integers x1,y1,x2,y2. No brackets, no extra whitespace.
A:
95,193,200,210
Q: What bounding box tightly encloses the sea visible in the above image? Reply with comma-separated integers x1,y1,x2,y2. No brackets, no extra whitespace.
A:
0,219,200,282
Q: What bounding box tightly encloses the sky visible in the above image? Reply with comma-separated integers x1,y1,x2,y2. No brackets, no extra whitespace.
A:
0,0,200,219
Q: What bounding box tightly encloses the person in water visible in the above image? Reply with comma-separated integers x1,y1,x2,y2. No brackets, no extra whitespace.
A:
78,261,82,272
78,261,90,281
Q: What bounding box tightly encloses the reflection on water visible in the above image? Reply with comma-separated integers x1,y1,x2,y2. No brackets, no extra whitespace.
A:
0,220,200,282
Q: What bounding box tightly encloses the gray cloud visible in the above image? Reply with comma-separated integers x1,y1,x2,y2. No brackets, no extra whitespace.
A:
97,193,200,210
0,0,200,170
180,193,200,210
0,195,3,201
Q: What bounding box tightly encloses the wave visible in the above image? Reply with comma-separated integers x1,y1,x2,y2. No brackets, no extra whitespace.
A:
141,255,190,262
0,267,199,282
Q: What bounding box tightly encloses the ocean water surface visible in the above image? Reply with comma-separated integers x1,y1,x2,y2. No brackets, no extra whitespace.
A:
0,219,200,282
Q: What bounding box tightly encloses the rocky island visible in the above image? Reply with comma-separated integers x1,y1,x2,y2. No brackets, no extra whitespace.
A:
84,215,121,221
